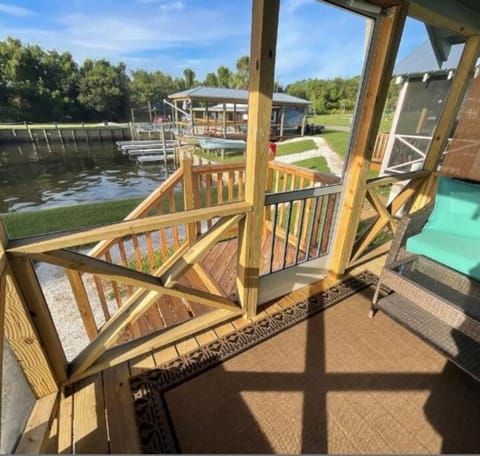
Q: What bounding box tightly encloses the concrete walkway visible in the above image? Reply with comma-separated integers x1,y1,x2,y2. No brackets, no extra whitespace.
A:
275,135,345,177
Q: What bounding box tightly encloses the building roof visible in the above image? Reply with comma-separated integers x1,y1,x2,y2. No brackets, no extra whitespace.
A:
169,86,310,106
394,41,479,77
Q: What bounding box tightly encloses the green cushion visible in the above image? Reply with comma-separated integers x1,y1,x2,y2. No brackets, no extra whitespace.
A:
407,230,480,280
424,176,480,239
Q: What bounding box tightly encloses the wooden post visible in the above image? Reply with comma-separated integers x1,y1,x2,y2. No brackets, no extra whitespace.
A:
233,103,237,133
280,106,285,138
222,103,227,138
174,100,179,124
300,107,307,136
148,100,153,123
237,0,280,317
0,225,7,445
190,103,195,135
56,124,65,152
329,3,408,278
205,102,209,134
422,36,480,171
43,129,52,153
181,156,197,243
0,222,60,396
8,256,68,383
161,124,168,173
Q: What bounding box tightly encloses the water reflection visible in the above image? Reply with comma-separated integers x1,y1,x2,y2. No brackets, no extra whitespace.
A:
0,140,172,213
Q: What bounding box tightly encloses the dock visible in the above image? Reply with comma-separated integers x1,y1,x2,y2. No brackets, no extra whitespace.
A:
116,138,179,168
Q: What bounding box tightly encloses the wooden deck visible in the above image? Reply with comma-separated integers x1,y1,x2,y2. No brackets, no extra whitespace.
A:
119,227,298,342
33,255,480,454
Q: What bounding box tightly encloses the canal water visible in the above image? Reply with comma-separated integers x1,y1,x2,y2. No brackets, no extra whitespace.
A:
0,140,172,213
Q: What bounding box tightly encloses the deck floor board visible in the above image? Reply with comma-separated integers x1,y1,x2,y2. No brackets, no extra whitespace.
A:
54,257,480,453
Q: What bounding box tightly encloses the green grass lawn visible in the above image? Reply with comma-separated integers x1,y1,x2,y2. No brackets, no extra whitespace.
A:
1,197,145,239
193,138,316,164
276,139,316,156
309,113,393,132
293,156,331,174
193,150,245,164
1,177,246,238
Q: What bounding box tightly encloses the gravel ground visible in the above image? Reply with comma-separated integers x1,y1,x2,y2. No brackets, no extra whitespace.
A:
35,225,189,361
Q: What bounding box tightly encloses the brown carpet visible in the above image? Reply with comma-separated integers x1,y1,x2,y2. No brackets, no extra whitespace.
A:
131,272,480,454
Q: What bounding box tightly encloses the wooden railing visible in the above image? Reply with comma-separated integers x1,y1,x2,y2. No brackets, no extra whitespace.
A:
347,170,437,268
262,162,341,274
0,154,341,387
372,132,390,164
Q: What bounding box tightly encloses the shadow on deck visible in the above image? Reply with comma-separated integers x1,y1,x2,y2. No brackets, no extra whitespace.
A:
53,280,480,454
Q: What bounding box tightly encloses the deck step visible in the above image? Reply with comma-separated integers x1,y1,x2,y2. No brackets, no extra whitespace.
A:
377,293,480,381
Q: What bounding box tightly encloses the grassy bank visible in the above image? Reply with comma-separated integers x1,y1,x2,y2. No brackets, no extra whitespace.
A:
276,139,315,156
1,197,144,239
309,113,393,132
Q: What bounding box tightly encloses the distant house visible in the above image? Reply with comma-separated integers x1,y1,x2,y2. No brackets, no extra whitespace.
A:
167,86,310,139
381,41,480,175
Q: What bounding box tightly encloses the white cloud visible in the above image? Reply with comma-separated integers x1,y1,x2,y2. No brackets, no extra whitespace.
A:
159,1,185,12
283,0,313,14
0,3,35,17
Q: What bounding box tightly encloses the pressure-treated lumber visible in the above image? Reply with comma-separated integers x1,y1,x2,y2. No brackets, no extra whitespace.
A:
8,257,68,384
34,249,238,312
329,3,408,278
181,156,198,243
68,243,239,377
0,225,6,445
0,267,5,447
365,169,428,188
102,362,141,453
72,374,109,454
7,201,251,255
237,0,280,317
68,308,242,384
3,266,58,397
161,214,244,287
89,168,183,258
65,270,98,340
57,391,73,454
15,392,58,454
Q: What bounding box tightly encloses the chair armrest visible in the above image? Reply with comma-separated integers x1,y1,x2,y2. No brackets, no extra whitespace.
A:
386,203,434,265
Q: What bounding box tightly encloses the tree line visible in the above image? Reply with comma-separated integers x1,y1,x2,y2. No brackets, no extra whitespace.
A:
0,37,399,123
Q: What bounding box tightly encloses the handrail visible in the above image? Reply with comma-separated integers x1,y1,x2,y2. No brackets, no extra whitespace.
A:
89,168,185,258
192,163,246,174
268,161,340,185
7,202,252,256
366,170,430,188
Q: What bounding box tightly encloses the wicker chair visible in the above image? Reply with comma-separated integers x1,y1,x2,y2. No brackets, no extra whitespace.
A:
371,204,480,381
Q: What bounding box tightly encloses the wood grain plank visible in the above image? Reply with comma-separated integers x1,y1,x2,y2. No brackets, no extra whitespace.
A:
15,392,58,454
102,363,141,453
73,374,109,454
57,391,73,454
4,267,58,397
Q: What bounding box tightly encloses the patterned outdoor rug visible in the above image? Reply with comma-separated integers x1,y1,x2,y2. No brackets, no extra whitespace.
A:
130,271,377,453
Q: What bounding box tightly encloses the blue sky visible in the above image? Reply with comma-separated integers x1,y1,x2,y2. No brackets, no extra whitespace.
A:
0,0,428,84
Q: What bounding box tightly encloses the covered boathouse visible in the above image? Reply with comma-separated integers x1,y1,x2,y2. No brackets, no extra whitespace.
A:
167,86,311,139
